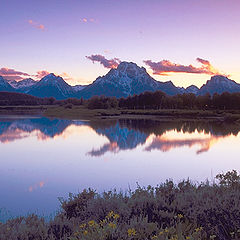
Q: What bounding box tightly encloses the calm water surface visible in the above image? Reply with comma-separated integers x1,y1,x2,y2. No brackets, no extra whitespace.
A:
0,115,240,221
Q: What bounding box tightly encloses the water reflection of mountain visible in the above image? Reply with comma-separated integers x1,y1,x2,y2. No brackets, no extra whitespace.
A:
0,117,87,143
94,122,148,149
1,116,240,154
88,119,240,156
88,121,148,156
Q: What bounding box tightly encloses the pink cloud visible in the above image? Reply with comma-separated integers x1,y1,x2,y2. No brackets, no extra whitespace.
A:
0,68,29,76
86,54,121,69
144,136,221,154
80,18,97,23
28,19,45,30
59,72,73,82
35,70,50,79
0,67,30,81
144,58,220,75
35,70,74,82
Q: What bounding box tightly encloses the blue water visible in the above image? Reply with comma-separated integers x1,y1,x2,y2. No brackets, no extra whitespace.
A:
0,116,240,221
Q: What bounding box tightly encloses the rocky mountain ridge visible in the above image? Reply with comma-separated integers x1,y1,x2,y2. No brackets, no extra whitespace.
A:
0,62,239,99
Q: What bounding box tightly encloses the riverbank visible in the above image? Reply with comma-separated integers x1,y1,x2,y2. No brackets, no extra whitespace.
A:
0,170,240,240
1,105,240,122
45,105,240,122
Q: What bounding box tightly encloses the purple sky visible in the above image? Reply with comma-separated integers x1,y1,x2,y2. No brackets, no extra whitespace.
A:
1,0,240,87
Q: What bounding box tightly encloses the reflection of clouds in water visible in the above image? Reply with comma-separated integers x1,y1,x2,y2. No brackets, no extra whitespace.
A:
145,131,223,154
28,181,45,192
0,117,238,156
0,129,29,143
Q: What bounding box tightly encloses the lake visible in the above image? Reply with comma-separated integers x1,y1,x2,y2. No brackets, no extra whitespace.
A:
0,115,240,222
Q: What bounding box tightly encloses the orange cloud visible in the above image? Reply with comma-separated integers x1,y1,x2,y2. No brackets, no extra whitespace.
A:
28,19,45,30
144,58,221,76
86,54,121,69
60,72,73,82
35,70,74,81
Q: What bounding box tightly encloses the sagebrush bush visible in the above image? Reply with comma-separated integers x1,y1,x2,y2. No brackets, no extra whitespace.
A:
1,170,240,240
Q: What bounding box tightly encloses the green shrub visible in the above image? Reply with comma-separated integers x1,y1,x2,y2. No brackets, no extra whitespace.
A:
1,170,240,239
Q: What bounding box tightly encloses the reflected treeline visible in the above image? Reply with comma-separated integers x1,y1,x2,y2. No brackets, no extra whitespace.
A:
1,117,240,154
115,119,240,137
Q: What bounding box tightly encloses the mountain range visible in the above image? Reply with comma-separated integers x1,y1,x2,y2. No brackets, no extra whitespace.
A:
1,62,240,99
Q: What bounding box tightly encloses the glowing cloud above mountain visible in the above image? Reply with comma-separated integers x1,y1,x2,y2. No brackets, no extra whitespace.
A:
86,54,121,69
0,67,30,81
144,58,221,76
35,70,50,79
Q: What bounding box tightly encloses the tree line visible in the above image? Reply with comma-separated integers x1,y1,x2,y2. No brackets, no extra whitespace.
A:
2,90,240,110
86,91,240,110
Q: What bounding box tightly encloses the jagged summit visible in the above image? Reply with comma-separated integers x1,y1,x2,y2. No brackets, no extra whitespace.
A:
116,61,147,74
97,61,149,84
26,73,74,99
199,75,240,95
40,73,62,84
77,61,179,99
7,78,37,89
210,75,229,82
185,85,199,94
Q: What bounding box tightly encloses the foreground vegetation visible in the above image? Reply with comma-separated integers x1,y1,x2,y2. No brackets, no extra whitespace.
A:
1,170,240,240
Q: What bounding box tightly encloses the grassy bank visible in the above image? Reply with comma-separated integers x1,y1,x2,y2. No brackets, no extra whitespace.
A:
0,106,49,116
1,170,240,240
43,105,240,121
1,105,240,122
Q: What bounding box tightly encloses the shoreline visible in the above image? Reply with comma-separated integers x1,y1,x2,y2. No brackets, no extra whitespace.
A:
0,105,240,122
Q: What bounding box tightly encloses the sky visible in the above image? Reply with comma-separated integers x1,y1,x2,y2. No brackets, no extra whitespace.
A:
1,0,240,88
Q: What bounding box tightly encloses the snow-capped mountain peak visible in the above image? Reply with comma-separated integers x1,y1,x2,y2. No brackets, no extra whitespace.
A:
25,73,75,99
40,73,61,84
76,61,180,99
7,78,37,89
198,75,240,95
208,75,236,88
185,85,199,94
